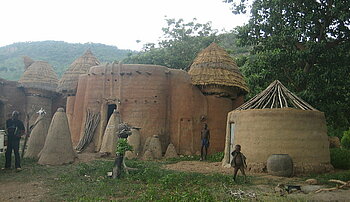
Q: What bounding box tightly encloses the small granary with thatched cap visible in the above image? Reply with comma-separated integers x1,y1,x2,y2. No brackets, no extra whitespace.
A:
18,58,60,126
57,49,100,95
222,80,333,174
188,42,249,153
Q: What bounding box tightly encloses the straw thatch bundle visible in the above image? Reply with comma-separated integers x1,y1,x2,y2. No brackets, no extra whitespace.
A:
38,108,76,165
164,143,178,159
58,50,100,94
188,42,249,94
18,61,58,92
142,137,152,154
236,80,317,111
147,135,162,159
99,110,120,155
24,113,49,159
125,128,141,159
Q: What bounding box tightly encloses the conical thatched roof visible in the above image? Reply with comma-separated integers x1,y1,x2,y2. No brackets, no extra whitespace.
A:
188,43,249,94
18,61,58,92
58,50,100,94
236,80,317,111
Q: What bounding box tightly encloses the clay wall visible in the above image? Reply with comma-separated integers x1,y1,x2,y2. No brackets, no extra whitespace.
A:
206,95,233,154
0,78,26,129
224,108,332,174
168,70,206,155
72,64,170,152
51,94,66,115
23,88,56,127
116,65,169,151
70,75,89,146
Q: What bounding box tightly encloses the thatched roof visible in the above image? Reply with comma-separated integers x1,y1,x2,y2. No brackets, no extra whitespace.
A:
18,61,58,92
236,80,317,111
188,42,249,94
57,50,100,94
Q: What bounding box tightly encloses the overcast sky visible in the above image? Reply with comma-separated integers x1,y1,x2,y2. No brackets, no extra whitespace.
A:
0,0,249,51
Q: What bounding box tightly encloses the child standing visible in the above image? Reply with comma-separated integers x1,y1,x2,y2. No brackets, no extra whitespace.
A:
231,144,247,182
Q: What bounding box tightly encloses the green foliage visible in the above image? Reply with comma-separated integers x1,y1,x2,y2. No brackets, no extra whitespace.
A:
0,41,134,80
48,159,249,201
225,0,350,131
330,148,350,169
327,125,346,139
341,128,350,149
123,18,250,71
207,152,224,162
123,18,217,70
116,138,133,155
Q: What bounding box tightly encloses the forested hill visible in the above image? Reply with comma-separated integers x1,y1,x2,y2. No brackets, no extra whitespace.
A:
0,41,134,81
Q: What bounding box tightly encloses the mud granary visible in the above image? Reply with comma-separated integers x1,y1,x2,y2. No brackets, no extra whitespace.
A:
58,43,248,155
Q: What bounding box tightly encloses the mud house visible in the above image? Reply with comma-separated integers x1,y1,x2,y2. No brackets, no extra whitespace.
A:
222,80,332,174
0,44,248,156
63,43,248,155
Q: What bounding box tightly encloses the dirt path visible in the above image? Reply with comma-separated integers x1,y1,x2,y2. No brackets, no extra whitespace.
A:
0,181,49,202
164,161,232,175
163,161,350,202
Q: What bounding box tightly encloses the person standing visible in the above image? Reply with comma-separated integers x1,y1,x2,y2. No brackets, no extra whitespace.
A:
3,111,25,171
231,144,247,182
200,123,210,161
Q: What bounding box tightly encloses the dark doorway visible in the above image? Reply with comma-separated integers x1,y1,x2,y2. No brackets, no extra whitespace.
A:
0,101,5,130
107,104,117,123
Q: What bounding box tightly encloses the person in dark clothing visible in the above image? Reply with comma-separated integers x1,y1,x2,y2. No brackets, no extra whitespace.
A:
231,144,247,182
3,111,25,170
200,123,210,161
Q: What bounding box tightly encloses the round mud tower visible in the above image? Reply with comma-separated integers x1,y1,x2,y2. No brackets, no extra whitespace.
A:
164,143,178,159
25,113,49,159
267,154,293,177
100,110,120,155
38,108,76,165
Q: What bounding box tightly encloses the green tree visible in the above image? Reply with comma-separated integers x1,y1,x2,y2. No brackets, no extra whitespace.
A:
225,0,350,130
123,18,218,70
341,129,350,149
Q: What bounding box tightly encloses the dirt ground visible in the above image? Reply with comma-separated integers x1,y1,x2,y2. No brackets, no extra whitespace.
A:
164,161,350,202
1,157,349,201
0,181,49,202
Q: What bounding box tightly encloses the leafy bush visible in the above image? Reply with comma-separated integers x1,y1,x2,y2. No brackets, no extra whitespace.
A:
341,128,350,149
116,138,133,155
327,125,346,139
330,148,350,169
207,152,224,162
